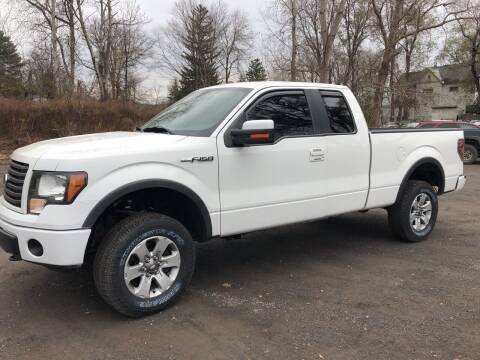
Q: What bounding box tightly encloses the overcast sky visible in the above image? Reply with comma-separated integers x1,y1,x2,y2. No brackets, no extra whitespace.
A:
141,0,264,27
0,0,268,101
136,0,267,100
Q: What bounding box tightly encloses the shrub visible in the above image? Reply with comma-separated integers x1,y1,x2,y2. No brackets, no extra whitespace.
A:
0,98,167,147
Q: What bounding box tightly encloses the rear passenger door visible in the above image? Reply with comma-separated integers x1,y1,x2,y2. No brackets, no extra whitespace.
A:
316,90,370,213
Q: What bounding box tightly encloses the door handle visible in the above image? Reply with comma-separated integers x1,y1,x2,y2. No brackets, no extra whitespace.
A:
310,148,325,162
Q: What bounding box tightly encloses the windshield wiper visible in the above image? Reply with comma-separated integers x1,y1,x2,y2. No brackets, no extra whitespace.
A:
140,126,175,135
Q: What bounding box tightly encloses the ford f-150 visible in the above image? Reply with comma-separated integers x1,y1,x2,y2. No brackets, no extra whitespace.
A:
0,82,467,316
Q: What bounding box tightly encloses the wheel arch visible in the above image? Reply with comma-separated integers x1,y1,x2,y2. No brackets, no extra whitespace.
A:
465,137,480,150
395,157,445,203
83,179,212,242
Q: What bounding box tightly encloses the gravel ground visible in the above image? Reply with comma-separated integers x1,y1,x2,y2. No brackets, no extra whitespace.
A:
0,159,479,360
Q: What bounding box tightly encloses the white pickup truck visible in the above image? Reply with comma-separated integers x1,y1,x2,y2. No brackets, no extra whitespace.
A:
0,82,466,317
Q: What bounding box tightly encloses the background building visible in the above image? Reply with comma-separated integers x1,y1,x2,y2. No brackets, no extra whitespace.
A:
398,64,477,122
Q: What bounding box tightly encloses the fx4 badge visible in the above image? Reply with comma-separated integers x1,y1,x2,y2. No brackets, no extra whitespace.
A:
181,156,215,163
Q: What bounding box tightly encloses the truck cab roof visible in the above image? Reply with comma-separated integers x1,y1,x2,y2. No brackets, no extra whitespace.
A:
207,81,349,92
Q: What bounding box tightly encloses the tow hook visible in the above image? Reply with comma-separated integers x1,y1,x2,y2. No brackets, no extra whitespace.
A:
9,255,21,262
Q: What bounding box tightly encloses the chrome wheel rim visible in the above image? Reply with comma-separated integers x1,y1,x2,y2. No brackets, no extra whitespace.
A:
409,193,433,232
124,236,181,299
464,150,473,161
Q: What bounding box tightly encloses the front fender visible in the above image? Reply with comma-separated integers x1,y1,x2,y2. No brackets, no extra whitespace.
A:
29,162,220,233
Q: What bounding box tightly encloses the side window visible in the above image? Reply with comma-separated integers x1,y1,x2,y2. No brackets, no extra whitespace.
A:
246,93,314,140
419,123,435,128
460,123,477,129
439,123,458,128
320,92,355,133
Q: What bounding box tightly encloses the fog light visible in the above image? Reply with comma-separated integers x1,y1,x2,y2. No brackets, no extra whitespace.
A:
28,239,44,257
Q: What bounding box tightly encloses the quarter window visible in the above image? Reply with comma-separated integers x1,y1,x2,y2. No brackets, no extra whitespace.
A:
320,92,355,133
246,93,314,140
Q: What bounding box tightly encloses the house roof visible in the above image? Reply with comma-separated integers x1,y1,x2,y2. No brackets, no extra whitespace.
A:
399,63,472,85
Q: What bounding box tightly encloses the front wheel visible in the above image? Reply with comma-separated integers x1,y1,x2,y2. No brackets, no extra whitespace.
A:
93,213,195,317
388,180,438,242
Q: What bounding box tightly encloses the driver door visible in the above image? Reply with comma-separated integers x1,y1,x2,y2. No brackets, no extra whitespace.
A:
217,90,330,236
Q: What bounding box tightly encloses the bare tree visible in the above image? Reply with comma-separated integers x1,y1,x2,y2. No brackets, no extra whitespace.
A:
262,0,300,80
297,0,348,82
111,2,151,100
60,0,77,93
23,0,81,94
338,0,371,92
23,0,60,94
74,0,115,100
454,3,480,103
369,0,466,127
216,8,252,83
0,0,28,45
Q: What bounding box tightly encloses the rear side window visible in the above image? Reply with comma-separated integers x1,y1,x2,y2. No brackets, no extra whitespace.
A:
418,123,435,128
459,123,477,129
246,93,314,140
439,123,459,128
320,91,355,133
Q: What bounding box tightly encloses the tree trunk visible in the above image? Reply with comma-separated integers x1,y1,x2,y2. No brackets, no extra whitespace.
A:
124,26,129,101
318,0,347,83
67,0,76,94
50,0,58,97
371,50,392,128
471,43,480,105
389,57,395,123
75,0,108,100
290,0,297,81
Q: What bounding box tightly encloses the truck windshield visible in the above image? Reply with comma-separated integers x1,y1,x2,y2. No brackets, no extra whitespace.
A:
142,87,252,136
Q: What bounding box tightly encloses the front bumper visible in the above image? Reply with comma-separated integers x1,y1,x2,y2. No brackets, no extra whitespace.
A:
0,227,20,260
0,215,91,266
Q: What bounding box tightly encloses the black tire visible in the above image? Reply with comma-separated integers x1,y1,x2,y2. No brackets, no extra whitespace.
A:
388,180,438,242
463,144,478,164
93,213,195,317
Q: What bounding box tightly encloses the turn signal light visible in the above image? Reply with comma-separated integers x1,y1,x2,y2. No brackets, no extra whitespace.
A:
249,133,270,140
67,174,87,203
29,198,48,214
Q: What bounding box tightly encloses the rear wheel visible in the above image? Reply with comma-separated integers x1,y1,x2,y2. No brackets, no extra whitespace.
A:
93,213,195,317
388,180,438,242
463,144,478,164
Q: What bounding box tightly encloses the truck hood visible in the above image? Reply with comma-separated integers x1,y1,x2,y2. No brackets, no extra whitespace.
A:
12,132,188,165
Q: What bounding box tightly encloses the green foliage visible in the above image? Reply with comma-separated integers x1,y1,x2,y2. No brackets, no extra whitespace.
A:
179,4,220,97
245,58,267,82
0,31,23,97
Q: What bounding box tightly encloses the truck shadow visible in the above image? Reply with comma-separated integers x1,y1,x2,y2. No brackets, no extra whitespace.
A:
3,210,399,320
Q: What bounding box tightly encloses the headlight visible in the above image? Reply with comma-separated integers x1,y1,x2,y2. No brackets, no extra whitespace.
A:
29,171,88,214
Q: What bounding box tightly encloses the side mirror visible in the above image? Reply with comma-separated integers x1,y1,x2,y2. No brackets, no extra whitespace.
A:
230,120,275,146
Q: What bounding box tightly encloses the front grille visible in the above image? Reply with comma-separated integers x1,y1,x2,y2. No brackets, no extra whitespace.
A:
4,160,29,208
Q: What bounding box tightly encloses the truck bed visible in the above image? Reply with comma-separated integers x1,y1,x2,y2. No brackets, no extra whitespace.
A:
365,128,464,209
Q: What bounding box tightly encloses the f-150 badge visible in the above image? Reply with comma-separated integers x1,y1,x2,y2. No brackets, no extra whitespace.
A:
181,156,215,163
